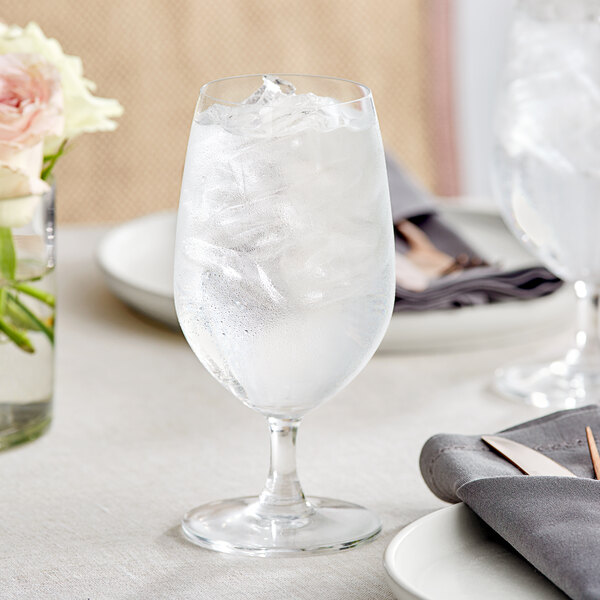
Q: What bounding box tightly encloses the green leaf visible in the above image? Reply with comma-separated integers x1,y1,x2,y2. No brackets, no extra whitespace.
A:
0,227,16,281
0,316,34,353
6,292,54,344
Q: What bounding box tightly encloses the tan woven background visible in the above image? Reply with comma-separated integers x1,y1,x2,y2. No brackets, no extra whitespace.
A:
4,0,438,223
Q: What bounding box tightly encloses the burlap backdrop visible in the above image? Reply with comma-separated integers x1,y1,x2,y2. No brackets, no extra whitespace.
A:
4,0,447,223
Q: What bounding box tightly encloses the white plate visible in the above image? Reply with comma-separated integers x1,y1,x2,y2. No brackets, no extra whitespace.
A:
96,208,573,351
384,503,567,600
97,211,178,327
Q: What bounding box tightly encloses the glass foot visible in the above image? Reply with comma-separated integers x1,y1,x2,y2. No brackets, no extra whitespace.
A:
181,496,381,556
494,358,600,408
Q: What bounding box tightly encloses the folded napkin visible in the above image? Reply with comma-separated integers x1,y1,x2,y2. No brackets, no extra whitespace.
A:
386,155,563,311
420,406,600,600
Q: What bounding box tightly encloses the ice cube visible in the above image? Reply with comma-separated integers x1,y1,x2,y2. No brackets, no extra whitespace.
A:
196,75,371,137
498,9,600,175
519,0,600,22
243,75,296,105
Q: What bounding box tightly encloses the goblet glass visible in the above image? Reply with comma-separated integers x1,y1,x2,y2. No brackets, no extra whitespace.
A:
174,74,394,555
492,0,600,408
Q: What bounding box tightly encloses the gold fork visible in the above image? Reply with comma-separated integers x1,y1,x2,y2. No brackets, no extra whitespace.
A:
585,426,600,479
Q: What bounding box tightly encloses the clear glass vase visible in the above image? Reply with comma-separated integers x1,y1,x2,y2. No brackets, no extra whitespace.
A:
0,186,55,449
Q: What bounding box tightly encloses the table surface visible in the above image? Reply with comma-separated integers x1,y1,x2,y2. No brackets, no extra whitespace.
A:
1,225,575,600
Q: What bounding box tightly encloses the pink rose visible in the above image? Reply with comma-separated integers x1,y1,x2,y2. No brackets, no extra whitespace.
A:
0,53,63,160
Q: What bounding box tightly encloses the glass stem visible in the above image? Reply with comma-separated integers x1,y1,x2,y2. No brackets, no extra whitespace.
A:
572,281,600,364
257,417,313,520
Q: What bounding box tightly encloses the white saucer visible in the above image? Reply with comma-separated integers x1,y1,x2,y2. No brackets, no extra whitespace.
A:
96,208,573,351
384,503,567,599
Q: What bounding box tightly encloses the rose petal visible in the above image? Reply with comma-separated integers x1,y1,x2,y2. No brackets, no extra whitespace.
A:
0,53,63,158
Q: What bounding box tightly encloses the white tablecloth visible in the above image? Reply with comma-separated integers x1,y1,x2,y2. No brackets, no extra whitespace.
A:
1,226,574,599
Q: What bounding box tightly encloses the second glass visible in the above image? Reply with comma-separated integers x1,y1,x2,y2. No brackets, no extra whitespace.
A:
174,74,394,555
492,0,600,408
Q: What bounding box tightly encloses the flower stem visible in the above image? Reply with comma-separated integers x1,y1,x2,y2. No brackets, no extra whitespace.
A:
5,292,54,344
0,316,34,353
41,139,68,181
11,283,55,308
0,227,16,281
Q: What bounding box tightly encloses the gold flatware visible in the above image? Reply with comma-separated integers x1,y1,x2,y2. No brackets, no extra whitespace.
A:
481,435,576,477
585,426,600,480
396,220,456,279
396,220,487,281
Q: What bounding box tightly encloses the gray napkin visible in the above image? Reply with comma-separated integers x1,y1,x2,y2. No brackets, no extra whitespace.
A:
386,155,563,311
420,406,600,600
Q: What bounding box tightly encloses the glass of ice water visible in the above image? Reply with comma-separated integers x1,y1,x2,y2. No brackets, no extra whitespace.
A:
492,0,600,407
174,74,394,555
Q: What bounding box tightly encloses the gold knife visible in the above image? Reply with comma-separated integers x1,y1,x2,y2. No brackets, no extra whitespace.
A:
481,435,576,477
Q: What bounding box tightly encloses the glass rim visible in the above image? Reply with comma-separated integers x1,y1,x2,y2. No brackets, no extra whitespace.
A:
198,73,373,107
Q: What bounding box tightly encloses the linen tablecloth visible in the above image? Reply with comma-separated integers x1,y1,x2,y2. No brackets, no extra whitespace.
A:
0,225,575,599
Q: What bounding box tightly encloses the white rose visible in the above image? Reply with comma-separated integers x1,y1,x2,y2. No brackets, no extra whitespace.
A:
0,142,48,228
0,22,123,154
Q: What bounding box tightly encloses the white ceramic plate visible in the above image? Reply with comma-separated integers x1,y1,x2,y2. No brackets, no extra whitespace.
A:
97,211,177,327
384,503,567,600
96,208,573,351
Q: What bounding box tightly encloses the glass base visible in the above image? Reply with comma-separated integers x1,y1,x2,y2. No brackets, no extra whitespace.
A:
494,359,600,408
181,496,381,556
0,401,51,451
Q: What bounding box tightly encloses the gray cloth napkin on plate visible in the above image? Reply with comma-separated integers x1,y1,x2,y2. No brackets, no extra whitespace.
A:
386,155,563,311
420,406,600,600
